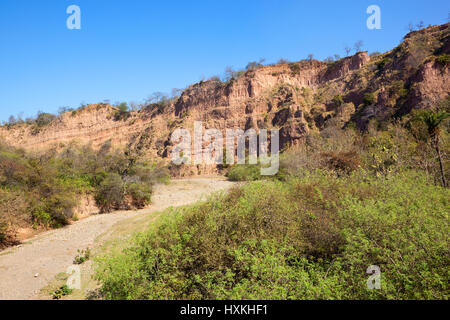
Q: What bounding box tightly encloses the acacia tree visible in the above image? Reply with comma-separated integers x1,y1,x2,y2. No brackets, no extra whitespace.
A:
419,110,449,187
277,58,291,64
416,21,425,29
354,40,364,53
246,58,266,71
171,88,183,99
224,66,240,81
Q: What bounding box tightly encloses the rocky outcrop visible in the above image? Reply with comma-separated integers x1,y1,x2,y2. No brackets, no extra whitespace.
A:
1,23,449,175
322,52,370,81
408,59,449,111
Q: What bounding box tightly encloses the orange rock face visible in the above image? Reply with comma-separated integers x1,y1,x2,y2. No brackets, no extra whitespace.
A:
1,24,448,176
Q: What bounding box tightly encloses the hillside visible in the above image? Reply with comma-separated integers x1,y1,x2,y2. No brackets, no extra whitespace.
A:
0,22,449,301
1,23,449,176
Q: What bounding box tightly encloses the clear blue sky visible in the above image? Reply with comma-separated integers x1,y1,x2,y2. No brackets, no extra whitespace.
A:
0,0,448,121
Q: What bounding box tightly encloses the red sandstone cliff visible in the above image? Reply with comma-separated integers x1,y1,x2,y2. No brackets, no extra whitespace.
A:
0,23,448,175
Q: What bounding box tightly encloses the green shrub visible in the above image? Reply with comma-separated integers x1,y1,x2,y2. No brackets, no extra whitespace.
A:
436,54,450,68
363,92,376,106
376,57,391,71
0,142,165,247
31,206,52,227
36,112,56,127
52,285,73,300
95,173,125,213
27,174,77,227
389,81,408,98
58,174,92,193
226,164,261,181
127,182,152,208
117,102,129,112
74,248,91,264
129,163,170,185
96,171,449,300
45,191,78,226
114,103,130,121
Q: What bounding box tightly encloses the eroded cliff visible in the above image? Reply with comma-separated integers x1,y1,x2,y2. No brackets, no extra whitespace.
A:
1,23,448,175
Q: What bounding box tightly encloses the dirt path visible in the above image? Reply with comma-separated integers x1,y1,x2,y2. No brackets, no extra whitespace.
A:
0,177,235,300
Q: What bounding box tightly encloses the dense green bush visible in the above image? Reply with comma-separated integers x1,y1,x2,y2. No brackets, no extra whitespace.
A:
95,173,125,213
127,182,152,209
0,146,79,229
94,173,154,212
0,141,168,246
96,170,449,300
436,54,450,68
36,112,57,127
226,164,261,181
29,112,57,135
96,114,449,300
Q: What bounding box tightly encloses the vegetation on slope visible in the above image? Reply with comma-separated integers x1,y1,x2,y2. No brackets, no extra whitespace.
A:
96,110,449,300
96,172,448,300
0,141,168,249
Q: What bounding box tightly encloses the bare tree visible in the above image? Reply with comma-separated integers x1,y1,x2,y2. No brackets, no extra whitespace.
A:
223,66,236,81
354,40,364,53
246,58,266,71
171,88,183,98
334,54,341,61
129,101,140,111
344,46,351,57
17,112,24,123
416,21,425,29
57,106,75,116
277,58,291,64
307,54,314,61
8,115,16,125
407,22,415,32
208,75,221,82
145,92,168,105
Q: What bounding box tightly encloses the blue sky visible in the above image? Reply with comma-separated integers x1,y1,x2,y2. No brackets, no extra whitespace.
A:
0,0,448,121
